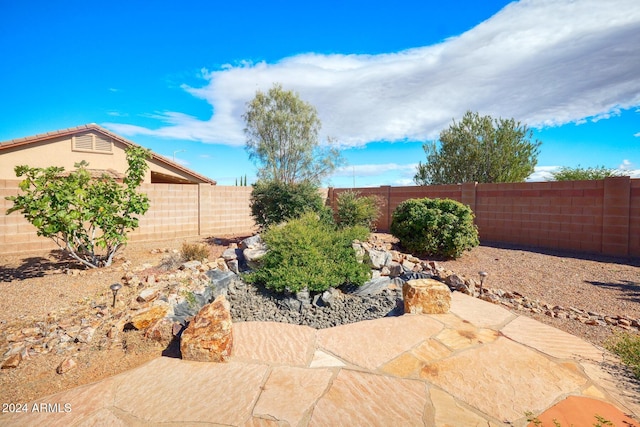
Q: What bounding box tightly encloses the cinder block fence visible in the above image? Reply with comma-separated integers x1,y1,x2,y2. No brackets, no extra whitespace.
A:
328,176,640,258
1,177,638,257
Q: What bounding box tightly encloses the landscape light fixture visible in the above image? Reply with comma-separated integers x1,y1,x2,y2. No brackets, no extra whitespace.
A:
110,283,122,308
478,271,488,294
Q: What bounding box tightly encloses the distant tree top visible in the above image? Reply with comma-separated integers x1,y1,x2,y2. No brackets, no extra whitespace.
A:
549,165,626,181
414,110,541,185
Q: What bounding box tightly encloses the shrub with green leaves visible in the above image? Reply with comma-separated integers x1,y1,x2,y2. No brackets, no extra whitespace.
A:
606,331,640,379
390,198,479,259
335,190,382,231
245,211,370,293
5,146,150,268
250,180,332,229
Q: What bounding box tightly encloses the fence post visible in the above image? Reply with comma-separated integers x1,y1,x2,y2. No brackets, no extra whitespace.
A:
602,176,631,256
461,182,477,217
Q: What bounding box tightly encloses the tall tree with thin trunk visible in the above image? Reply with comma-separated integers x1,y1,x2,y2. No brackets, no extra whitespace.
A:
243,83,342,185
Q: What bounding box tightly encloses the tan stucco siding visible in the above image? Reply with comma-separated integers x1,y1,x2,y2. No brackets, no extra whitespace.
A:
0,134,131,180
0,132,204,183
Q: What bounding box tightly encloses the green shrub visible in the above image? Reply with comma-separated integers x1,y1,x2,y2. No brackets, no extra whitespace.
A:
335,190,382,231
606,331,640,379
250,180,332,229
180,242,210,262
390,198,479,259
245,211,370,293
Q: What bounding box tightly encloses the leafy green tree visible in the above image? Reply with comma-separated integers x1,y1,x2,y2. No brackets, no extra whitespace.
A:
550,165,624,181
243,83,342,185
414,111,541,185
6,146,151,268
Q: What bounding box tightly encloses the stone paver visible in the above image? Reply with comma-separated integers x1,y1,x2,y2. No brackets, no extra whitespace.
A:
309,350,346,368
113,357,268,425
309,369,429,426
316,315,443,370
2,295,638,427
428,387,507,427
253,366,334,425
533,396,639,427
233,321,316,366
448,291,515,328
501,315,604,361
419,337,588,422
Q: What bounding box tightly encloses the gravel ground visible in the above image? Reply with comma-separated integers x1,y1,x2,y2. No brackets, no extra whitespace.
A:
1,234,639,404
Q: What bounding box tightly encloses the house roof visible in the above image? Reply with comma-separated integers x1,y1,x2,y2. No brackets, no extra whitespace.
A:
0,123,216,185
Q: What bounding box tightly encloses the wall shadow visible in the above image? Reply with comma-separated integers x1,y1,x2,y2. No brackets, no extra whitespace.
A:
585,280,640,305
480,241,640,267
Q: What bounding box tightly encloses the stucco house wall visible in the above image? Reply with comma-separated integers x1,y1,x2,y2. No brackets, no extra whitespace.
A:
0,124,215,185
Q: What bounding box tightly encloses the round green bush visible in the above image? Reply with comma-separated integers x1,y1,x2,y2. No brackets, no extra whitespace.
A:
250,180,332,229
390,198,479,259
245,211,370,293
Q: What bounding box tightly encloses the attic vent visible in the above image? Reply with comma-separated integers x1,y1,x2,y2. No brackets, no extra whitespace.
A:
74,133,94,150
95,135,113,152
72,133,113,153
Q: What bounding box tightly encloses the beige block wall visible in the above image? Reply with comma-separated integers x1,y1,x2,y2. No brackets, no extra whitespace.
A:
0,181,257,256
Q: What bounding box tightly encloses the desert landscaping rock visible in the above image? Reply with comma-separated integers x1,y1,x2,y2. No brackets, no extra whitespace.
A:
180,295,233,362
403,278,451,314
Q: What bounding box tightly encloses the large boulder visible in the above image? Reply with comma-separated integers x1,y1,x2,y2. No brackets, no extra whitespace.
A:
403,279,451,314
180,295,233,362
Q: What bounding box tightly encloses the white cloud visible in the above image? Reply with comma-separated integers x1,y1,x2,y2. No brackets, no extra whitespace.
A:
619,159,633,170
634,132,640,137
106,111,128,117
105,0,640,147
332,163,418,178
393,178,416,186
527,165,560,182
618,159,640,177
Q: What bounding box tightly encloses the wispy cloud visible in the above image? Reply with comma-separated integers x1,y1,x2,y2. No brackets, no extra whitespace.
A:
618,159,640,177
332,163,418,178
107,111,128,117
105,0,640,147
634,132,640,137
527,166,560,182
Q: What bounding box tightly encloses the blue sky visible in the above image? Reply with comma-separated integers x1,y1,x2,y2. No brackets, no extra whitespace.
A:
1,0,639,186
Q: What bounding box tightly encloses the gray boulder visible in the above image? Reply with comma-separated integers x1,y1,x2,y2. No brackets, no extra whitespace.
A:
353,276,392,296
365,249,393,270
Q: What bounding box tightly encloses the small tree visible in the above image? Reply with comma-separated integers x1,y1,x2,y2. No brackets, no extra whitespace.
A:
243,83,342,186
6,146,151,268
550,165,624,181
414,111,541,185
